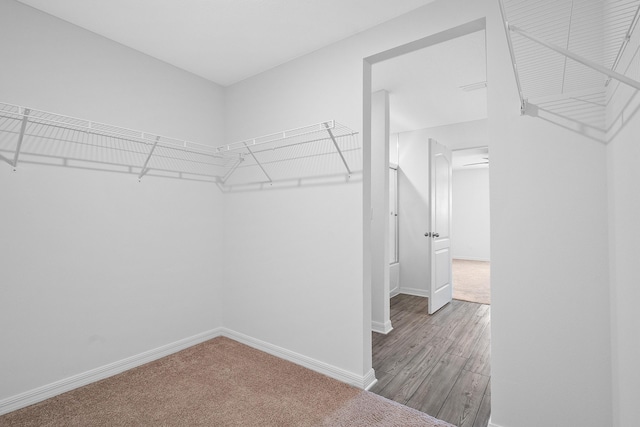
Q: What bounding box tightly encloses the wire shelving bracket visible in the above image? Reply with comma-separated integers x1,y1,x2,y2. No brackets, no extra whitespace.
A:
213,120,360,189
0,101,237,181
0,101,361,188
499,0,640,115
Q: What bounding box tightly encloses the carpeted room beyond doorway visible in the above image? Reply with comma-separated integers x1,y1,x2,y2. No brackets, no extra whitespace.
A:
452,259,491,305
0,337,454,427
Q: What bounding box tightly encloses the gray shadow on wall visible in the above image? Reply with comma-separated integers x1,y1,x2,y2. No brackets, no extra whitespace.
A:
524,91,608,144
525,86,640,145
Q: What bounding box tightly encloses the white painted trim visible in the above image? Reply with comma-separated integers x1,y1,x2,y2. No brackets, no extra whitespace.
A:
220,328,373,389
363,369,378,390
1,328,377,416
0,327,223,416
488,421,503,427
453,256,491,262
397,288,429,298
371,320,393,334
389,287,400,298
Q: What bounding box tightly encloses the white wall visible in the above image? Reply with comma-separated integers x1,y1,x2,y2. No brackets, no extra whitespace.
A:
606,18,640,427
452,168,490,261
0,0,225,403
416,118,489,150
0,1,619,426
397,130,430,297
371,90,391,333
607,107,640,427
227,1,613,426
488,1,611,419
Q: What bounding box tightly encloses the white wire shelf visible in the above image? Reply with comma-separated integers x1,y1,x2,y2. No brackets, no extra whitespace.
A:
0,102,236,181
215,121,361,188
0,101,361,186
500,0,640,113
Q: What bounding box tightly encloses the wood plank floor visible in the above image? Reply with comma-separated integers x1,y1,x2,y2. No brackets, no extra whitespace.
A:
371,294,491,427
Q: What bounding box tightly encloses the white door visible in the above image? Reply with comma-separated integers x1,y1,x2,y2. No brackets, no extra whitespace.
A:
428,138,453,314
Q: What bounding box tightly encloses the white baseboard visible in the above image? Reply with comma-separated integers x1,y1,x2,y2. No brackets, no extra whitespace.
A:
220,328,374,390
1,327,378,416
0,327,223,416
397,287,429,298
453,256,490,262
389,287,400,298
363,368,377,390
488,422,502,427
371,320,393,334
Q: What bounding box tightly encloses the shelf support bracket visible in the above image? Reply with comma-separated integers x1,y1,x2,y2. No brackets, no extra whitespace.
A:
510,24,640,92
499,0,526,115
244,143,272,183
138,136,160,180
324,122,352,175
221,156,244,184
6,108,31,170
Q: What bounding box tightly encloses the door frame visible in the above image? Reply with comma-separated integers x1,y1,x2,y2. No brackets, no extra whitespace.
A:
361,18,486,385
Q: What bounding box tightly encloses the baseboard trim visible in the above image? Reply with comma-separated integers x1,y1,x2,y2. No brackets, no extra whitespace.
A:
397,288,429,298
371,320,393,334
488,420,502,427
0,328,223,416
221,328,373,389
389,287,400,298
1,327,377,415
453,256,490,262
363,368,378,390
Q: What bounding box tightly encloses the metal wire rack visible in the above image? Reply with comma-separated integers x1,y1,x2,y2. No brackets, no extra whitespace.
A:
499,0,640,130
0,101,360,186
215,121,360,188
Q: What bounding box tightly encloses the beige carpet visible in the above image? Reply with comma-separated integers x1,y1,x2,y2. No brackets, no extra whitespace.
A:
453,259,491,305
1,337,453,427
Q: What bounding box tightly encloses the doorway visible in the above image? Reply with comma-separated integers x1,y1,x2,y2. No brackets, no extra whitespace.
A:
363,18,491,426
451,147,491,305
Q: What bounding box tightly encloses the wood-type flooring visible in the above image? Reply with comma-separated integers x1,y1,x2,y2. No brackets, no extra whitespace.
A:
371,294,491,427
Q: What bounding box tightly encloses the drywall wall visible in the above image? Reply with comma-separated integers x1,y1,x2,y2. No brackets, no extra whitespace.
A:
487,0,611,422
226,0,613,425
0,0,616,425
606,23,640,427
371,90,391,333
0,0,225,404
390,263,400,297
452,168,490,261
416,119,489,150
397,130,430,297
607,102,640,427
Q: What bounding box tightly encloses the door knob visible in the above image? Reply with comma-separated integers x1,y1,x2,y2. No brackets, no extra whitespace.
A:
432,232,440,238
424,232,431,237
